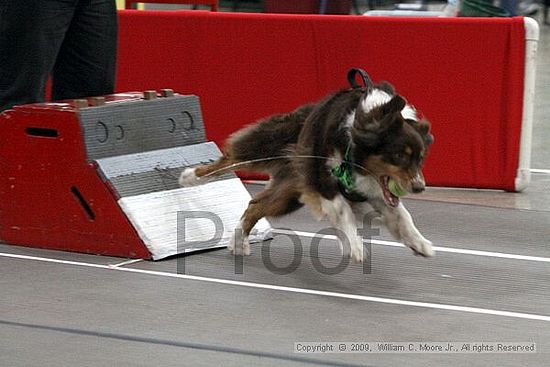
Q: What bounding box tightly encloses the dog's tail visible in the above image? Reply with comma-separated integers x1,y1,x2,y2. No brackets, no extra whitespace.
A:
178,155,235,187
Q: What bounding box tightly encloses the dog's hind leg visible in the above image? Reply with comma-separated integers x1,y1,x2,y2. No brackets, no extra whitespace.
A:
179,155,236,186
230,183,302,255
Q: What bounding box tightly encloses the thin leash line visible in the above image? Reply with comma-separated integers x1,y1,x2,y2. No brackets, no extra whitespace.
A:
190,153,374,182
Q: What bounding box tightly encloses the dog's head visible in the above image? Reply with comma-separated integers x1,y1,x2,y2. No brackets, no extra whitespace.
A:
351,89,433,207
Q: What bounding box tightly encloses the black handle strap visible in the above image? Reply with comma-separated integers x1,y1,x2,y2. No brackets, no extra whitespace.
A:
347,68,374,91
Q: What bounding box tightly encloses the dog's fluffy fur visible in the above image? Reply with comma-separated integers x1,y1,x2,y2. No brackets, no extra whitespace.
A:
179,83,434,262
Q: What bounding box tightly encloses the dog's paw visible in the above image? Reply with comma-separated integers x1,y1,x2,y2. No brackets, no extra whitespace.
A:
340,236,365,263
405,237,435,258
179,167,200,187
350,244,364,263
228,233,251,256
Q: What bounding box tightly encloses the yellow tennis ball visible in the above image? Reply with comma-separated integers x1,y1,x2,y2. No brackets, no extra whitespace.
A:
388,178,407,197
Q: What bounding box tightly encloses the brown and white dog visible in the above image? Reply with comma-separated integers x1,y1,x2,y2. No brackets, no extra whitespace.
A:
179,79,434,262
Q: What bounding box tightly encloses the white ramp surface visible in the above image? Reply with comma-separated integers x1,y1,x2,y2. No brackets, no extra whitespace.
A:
119,178,271,260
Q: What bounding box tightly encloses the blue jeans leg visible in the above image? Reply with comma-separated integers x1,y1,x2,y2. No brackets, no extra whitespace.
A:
52,0,118,101
0,0,117,111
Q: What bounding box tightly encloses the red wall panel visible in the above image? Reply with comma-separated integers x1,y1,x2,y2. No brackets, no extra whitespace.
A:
116,11,526,191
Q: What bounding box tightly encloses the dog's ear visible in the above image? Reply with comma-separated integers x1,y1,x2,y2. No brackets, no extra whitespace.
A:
425,133,434,146
354,95,380,130
353,94,405,138
377,81,395,95
375,96,406,137
381,95,406,115
417,119,434,146
381,111,404,136
418,120,430,134
352,102,382,147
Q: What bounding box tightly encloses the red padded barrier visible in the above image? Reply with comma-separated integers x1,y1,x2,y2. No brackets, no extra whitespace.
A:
116,11,526,191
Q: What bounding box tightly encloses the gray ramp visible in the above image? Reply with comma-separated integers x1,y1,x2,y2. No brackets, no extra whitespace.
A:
96,142,231,197
83,94,272,260
95,143,272,260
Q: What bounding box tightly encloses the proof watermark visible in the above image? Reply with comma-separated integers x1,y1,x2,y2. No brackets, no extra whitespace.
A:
294,342,537,354
176,210,380,275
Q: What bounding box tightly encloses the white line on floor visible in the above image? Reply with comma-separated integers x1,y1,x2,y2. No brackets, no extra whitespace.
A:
109,259,143,268
1,251,549,322
273,229,550,263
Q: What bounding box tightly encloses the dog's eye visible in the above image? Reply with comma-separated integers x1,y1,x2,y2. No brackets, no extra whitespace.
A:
391,152,412,166
393,152,406,162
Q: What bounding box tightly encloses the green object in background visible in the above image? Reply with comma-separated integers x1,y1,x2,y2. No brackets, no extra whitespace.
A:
459,0,510,17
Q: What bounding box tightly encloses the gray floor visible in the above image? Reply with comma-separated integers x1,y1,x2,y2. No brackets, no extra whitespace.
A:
1,11,550,367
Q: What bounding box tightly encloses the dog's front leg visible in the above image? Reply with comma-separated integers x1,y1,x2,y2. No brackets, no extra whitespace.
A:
229,219,251,256
372,200,434,257
320,195,365,263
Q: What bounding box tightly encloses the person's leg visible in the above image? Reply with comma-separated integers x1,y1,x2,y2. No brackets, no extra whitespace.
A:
0,0,76,112
52,0,117,101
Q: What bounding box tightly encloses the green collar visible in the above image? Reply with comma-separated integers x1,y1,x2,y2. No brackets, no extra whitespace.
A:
331,143,355,190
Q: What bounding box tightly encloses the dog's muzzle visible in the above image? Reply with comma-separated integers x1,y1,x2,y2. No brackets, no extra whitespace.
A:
410,172,426,193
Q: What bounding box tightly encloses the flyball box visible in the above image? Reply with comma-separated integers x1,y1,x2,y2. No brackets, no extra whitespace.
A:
0,90,271,259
